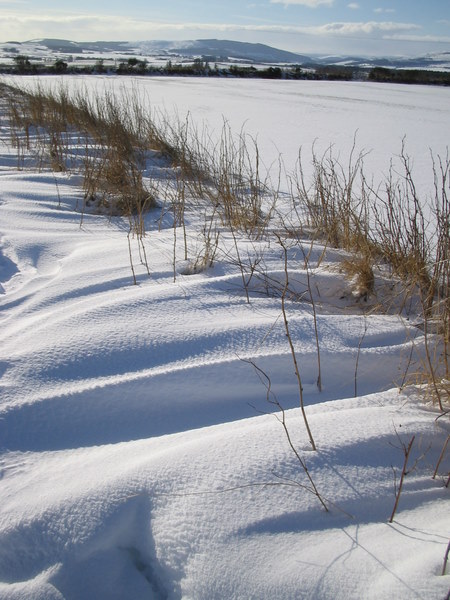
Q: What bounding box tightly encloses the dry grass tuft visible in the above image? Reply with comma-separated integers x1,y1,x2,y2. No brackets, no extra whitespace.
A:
341,256,375,301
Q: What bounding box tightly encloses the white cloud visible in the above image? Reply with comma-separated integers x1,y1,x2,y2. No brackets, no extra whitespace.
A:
384,33,450,44
347,3,360,9
270,0,334,7
316,21,420,36
374,8,395,14
0,12,424,45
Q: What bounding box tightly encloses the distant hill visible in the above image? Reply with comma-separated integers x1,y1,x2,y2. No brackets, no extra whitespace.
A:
135,39,310,64
310,51,450,72
16,38,310,64
29,39,132,53
0,38,449,72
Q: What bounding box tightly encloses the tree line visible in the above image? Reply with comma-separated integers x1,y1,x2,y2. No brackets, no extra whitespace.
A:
2,55,449,85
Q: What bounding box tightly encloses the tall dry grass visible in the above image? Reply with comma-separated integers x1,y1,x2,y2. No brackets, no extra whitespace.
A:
290,139,448,409
1,79,447,409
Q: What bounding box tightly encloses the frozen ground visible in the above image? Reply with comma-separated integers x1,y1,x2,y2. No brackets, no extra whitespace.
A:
0,78,449,599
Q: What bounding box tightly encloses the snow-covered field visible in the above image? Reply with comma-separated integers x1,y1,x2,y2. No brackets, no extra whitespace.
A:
0,77,449,599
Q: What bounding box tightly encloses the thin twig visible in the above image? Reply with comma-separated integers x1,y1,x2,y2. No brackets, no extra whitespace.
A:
275,233,317,450
240,357,327,511
442,540,450,576
389,433,415,523
433,435,449,481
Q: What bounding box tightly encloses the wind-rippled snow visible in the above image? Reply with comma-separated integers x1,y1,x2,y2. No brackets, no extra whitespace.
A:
0,77,448,599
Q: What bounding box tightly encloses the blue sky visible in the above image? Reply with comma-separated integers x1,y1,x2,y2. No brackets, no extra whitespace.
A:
1,0,449,56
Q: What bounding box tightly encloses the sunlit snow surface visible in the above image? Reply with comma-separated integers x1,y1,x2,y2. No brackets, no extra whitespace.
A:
0,77,449,599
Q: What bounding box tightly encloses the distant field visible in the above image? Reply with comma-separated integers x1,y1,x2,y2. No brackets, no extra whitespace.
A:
10,74,450,192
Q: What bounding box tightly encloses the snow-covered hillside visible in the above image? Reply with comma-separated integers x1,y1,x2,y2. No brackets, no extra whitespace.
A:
1,39,450,71
0,77,448,599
